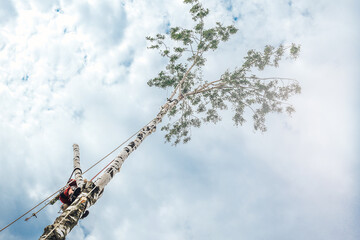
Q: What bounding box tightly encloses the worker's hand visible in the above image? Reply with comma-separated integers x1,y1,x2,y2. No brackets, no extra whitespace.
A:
61,204,69,211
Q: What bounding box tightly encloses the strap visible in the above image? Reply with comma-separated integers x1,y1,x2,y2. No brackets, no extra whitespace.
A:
73,167,82,174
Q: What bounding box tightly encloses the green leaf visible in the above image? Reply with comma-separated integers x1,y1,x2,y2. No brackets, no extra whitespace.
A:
147,0,301,145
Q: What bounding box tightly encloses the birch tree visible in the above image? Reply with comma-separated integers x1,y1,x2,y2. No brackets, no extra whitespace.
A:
39,0,301,239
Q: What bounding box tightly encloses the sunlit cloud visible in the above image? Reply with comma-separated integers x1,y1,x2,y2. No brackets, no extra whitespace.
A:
0,0,358,239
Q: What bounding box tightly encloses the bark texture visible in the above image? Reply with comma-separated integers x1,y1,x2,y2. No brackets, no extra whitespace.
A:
39,98,180,239
72,144,84,188
39,181,100,240
94,97,180,190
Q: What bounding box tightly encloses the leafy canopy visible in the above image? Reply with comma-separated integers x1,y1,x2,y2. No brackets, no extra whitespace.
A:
146,0,301,145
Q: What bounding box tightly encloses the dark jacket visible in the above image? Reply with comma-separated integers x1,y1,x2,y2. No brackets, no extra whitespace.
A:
59,179,77,205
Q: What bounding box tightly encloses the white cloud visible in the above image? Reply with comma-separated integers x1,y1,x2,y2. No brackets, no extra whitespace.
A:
0,0,17,25
0,0,358,239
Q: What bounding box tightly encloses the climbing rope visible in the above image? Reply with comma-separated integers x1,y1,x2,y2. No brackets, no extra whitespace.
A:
41,183,99,240
23,169,79,222
0,119,154,232
0,189,62,232
25,200,52,222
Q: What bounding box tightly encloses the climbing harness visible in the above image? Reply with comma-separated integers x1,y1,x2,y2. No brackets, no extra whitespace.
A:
41,183,100,239
0,119,154,232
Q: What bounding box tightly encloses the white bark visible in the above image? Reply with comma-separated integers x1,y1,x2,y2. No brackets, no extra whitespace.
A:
39,98,181,239
72,144,84,188
39,181,100,240
94,97,181,190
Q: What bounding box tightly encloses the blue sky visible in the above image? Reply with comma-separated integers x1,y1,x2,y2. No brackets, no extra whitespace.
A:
0,0,359,239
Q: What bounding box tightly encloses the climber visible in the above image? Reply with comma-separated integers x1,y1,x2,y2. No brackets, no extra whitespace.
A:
59,179,89,219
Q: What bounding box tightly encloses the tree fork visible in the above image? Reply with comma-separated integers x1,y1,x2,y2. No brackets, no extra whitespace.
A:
37,1,301,237
39,182,100,240
39,97,182,239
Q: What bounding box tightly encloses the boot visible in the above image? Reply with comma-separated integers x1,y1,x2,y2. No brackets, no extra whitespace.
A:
81,210,89,219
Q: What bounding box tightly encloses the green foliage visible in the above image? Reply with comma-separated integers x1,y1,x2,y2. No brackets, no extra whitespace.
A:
146,0,301,145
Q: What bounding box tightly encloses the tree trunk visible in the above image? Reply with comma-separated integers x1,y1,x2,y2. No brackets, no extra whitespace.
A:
39,97,181,240
72,144,84,188
94,97,181,190
38,181,100,240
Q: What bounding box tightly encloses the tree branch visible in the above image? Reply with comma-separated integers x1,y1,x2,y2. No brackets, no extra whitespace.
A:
168,49,201,100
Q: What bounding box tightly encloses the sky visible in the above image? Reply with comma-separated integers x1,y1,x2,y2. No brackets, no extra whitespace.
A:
0,0,359,239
